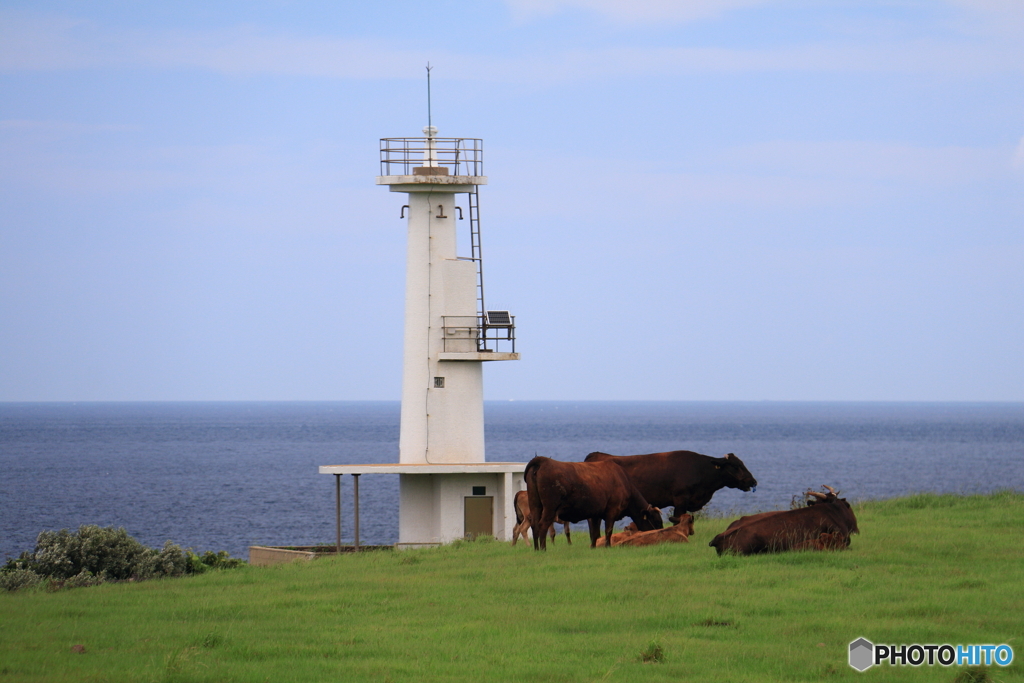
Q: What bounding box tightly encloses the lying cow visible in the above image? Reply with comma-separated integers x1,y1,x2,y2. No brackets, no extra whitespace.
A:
511,489,571,546
792,532,846,551
617,513,695,548
525,456,663,550
585,450,757,522
719,509,788,534
709,485,859,556
594,521,641,547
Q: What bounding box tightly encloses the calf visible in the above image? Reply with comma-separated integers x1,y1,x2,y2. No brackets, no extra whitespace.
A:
618,514,694,548
594,521,641,547
511,490,571,546
524,456,662,550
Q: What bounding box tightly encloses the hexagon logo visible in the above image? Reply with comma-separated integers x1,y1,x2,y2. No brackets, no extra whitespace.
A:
849,638,874,671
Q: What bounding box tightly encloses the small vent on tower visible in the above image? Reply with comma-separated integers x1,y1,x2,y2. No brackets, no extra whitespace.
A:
433,377,445,388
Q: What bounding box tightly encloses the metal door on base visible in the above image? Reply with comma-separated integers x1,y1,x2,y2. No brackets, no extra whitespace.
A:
464,496,493,539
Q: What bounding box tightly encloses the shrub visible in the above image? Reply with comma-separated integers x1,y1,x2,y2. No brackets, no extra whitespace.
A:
193,550,246,572
140,541,190,579
2,525,243,591
55,570,104,590
0,568,44,592
32,525,158,580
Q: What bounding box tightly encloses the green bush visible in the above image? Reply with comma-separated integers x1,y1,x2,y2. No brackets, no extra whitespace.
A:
197,550,246,570
56,569,104,590
1,525,244,591
32,525,160,581
0,568,44,592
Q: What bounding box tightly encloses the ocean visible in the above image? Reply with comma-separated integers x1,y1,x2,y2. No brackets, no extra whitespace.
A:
1,401,1022,561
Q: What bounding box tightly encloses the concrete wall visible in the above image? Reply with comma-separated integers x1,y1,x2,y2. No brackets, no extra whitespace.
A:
397,471,525,546
398,189,485,465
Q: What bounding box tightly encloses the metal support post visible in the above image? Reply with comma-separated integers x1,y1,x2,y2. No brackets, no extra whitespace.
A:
353,474,361,552
334,474,342,554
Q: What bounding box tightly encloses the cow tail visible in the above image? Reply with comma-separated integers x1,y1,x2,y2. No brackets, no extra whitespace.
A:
525,457,544,531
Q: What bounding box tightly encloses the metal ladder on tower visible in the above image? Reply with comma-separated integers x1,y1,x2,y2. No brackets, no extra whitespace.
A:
468,187,487,350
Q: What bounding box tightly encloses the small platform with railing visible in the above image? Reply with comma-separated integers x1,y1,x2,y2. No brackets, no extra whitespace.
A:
379,137,484,178
440,311,517,361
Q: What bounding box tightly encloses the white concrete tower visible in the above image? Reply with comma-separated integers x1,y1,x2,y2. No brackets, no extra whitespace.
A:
378,129,518,466
320,128,525,548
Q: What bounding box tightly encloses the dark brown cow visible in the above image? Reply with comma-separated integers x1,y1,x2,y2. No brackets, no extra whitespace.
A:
511,490,571,547
721,510,788,534
617,513,695,548
792,532,846,551
525,456,663,550
709,485,859,555
718,486,849,535
584,451,757,521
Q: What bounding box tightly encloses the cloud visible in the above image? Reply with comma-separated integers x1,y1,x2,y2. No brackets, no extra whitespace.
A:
466,40,1024,82
506,0,772,24
713,140,1008,186
492,138,1018,222
945,0,1024,37
0,119,140,135
0,11,424,77
2,8,1022,82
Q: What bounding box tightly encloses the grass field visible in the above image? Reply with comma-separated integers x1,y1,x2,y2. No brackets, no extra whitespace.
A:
1,492,1022,682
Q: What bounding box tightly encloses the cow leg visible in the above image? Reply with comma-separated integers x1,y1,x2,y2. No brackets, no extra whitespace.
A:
603,516,616,549
534,512,556,551
511,516,529,546
563,521,572,545
668,502,687,525
587,519,602,548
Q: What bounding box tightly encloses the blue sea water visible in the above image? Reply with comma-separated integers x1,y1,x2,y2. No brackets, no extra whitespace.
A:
1,401,1022,561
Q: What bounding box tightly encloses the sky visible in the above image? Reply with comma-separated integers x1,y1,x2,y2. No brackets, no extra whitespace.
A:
1,1,1022,402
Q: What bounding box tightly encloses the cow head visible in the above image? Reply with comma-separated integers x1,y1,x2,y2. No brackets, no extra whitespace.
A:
674,513,695,536
806,485,859,536
635,505,664,531
714,452,758,492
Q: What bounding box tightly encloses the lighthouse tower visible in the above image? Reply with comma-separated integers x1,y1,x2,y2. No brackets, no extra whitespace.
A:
381,126,517,465
320,124,526,549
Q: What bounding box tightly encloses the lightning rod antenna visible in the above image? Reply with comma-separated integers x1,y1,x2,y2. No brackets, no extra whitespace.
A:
426,63,433,130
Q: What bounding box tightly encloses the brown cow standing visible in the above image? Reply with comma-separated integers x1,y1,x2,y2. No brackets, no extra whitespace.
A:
511,490,571,547
584,451,757,522
709,485,859,555
616,513,695,548
525,456,662,550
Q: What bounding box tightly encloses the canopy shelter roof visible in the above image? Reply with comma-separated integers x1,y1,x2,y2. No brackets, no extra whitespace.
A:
319,462,529,552
319,462,526,475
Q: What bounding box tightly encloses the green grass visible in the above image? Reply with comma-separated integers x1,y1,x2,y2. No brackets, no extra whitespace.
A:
2,492,1022,682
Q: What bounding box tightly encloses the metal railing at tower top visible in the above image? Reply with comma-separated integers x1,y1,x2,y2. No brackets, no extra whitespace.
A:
380,138,484,177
